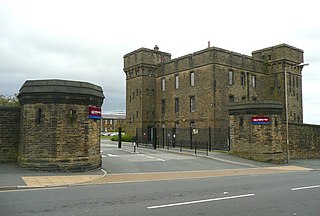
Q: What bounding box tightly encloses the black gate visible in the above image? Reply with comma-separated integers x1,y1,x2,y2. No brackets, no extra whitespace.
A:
136,127,157,149
136,127,229,153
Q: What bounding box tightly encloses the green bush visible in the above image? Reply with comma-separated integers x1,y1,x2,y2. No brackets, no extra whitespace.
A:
111,134,133,142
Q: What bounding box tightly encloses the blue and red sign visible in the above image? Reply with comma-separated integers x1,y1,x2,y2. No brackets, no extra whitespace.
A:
250,116,270,125
89,106,101,119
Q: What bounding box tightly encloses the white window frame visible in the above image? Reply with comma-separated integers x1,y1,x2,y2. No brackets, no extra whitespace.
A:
175,74,179,89
190,96,195,112
161,78,165,91
228,70,234,85
190,72,195,86
252,75,256,88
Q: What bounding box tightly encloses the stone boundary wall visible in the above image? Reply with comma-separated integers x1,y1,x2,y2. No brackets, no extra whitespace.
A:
288,122,320,159
0,106,21,162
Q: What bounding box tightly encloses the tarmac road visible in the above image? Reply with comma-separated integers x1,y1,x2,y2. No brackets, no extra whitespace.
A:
1,169,320,216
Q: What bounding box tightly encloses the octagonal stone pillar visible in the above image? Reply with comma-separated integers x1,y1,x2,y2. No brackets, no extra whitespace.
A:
17,79,104,171
228,101,285,163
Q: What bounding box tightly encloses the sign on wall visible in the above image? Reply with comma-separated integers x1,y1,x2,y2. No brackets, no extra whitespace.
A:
89,106,102,119
250,116,270,125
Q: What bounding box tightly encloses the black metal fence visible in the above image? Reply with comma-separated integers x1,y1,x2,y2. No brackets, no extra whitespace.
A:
135,127,230,154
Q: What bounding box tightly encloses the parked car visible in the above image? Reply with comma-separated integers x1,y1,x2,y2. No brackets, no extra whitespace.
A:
100,132,109,136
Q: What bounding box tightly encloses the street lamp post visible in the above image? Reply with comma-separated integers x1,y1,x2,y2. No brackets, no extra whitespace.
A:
285,62,309,163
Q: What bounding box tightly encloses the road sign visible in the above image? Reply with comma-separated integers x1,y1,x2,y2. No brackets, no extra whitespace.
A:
89,106,101,119
250,116,270,125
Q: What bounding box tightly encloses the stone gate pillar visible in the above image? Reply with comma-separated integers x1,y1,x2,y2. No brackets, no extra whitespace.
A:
228,101,285,163
17,79,104,171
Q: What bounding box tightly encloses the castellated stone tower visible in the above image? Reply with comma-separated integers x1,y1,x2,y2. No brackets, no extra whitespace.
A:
252,44,305,123
17,79,104,172
123,45,171,135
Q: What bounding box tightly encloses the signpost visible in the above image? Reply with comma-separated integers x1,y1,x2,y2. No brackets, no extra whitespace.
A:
250,116,270,125
88,106,101,119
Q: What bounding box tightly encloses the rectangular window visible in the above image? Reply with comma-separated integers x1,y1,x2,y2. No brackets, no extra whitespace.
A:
190,72,195,86
229,95,235,103
274,75,278,86
161,99,166,114
228,70,234,85
240,72,246,87
161,78,165,91
36,108,42,124
252,75,256,88
175,74,179,89
68,109,77,126
289,74,292,93
190,96,195,112
174,98,179,113
293,75,295,89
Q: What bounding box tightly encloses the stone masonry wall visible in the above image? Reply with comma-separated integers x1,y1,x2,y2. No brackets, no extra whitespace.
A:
229,113,285,163
18,103,101,171
228,101,285,163
288,123,320,159
0,106,20,162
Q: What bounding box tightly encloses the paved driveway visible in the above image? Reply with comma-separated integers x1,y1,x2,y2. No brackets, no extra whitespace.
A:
101,139,271,174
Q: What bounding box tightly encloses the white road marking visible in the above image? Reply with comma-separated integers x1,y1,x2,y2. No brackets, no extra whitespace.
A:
291,185,320,191
0,186,68,193
106,152,166,162
120,148,136,154
139,154,166,162
147,193,255,209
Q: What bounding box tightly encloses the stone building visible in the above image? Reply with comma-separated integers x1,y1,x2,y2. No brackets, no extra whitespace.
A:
101,112,126,133
123,43,305,139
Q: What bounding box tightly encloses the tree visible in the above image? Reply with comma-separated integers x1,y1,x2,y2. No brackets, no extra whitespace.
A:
0,94,19,106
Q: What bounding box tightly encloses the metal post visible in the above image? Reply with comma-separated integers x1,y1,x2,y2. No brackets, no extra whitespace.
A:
208,127,212,151
206,142,209,156
284,66,289,163
162,128,165,148
133,141,136,153
135,128,139,147
153,128,157,149
190,127,193,150
118,127,122,148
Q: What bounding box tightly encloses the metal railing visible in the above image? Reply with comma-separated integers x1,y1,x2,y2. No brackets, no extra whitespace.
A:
135,127,230,155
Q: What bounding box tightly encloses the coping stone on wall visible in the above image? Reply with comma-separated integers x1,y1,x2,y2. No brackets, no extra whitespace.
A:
18,79,104,106
228,100,283,115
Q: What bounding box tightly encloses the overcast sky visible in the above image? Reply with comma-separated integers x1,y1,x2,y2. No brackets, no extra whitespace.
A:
1,0,319,124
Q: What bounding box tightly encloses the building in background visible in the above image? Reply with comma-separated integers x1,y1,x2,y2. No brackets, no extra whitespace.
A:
123,44,306,142
101,111,126,133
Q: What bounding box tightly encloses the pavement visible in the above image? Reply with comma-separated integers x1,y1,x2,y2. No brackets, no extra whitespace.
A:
0,163,106,190
0,140,319,190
